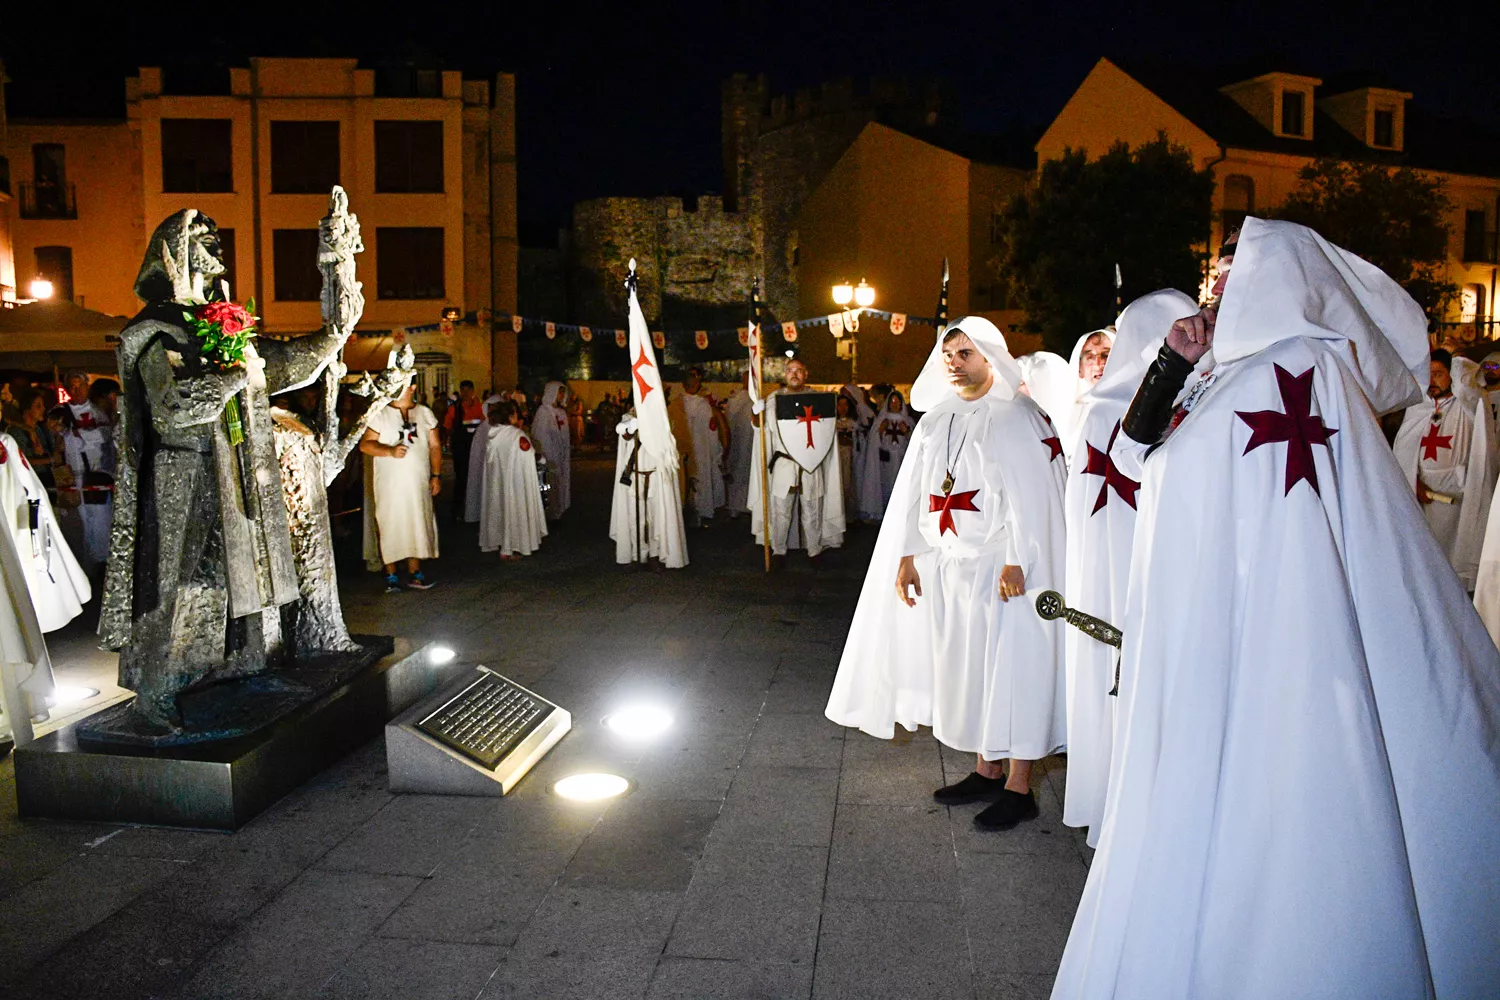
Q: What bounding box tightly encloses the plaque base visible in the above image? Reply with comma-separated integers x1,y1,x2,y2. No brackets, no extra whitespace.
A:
13,639,460,830
387,667,570,797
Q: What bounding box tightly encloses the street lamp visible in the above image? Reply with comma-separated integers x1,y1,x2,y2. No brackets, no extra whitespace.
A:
28,277,54,301
830,277,875,380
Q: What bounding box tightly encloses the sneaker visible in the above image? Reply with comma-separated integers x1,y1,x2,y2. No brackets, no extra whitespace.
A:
973,789,1039,831
933,771,1008,805
384,574,402,594
407,574,435,591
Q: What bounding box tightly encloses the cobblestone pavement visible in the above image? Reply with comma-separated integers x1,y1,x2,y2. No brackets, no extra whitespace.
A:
0,455,1089,1000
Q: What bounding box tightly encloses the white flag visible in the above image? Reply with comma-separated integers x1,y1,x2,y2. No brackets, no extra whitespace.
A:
747,324,764,403
627,281,678,470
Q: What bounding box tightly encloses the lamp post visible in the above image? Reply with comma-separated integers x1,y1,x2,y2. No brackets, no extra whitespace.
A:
831,278,875,381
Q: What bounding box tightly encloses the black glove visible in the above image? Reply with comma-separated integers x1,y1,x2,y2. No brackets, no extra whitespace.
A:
1122,344,1195,446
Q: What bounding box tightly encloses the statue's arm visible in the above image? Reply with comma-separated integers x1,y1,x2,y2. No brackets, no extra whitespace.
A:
138,341,248,434
259,329,348,395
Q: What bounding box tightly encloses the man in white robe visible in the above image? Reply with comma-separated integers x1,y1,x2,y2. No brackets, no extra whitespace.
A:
724,373,755,516
478,401,546,559
530,382,572,521
1060,290,1195,848
360,384,441,592
610,411,689,568
1052,218,1500,1000
826,317,1067,831
1393,349,1493,589
855,390,915,520
679,368,727,524
748,358,845,563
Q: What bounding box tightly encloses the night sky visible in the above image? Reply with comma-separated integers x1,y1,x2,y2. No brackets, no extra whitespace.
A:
5,0,1494,245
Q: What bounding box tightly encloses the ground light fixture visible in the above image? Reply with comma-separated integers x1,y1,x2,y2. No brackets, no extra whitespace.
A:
602,704,673,741
50,685,98,707
28,278,54,300
552,772,630,801
427,644,457,666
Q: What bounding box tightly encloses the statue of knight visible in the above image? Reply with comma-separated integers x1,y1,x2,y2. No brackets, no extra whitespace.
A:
100,190,402,729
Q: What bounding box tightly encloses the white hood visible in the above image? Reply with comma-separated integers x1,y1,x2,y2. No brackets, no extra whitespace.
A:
541,381,565,407
1212,217,1428,415
910,316,1020,412
1015,352,1075,424
1089,289,1199,406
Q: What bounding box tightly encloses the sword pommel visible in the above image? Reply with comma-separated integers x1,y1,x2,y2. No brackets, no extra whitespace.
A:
1036,590,1066,621
1034,590,1123,649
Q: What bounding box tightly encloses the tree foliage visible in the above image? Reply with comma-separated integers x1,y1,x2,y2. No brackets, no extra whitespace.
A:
992,135,1214,356
1271,159,1455,321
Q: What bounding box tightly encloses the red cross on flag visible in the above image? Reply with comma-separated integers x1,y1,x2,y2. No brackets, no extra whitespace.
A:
774,391,837,473
782,321,798,343
545,322,556,340
890,313,907,335
511,314,524,334
627,274,678,470
580,326,593,342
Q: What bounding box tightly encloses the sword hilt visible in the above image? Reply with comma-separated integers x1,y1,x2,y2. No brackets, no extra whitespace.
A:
1034,590,1123,649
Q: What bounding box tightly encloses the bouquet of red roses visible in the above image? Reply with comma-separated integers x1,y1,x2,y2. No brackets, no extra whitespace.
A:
183,299,258,444
183,299,258,371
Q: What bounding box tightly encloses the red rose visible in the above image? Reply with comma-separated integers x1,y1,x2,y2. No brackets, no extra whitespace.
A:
195,301,257,336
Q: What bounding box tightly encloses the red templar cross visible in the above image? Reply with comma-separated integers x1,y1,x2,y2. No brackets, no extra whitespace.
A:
631,346,656,400
1235,364,1338,495
1419,422,1453,462
928,489,981,536
798,404,819,448
1083,421,1140,514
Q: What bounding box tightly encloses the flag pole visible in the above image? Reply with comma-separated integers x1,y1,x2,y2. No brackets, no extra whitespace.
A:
752,278,772,573
936,257,951,328
627,258,645,567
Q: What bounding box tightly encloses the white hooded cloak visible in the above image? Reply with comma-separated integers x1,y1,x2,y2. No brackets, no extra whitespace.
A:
478,424,547,557
855,397,916,520
530,382,572,520
680,389,725,519
610,414,688,568
747,389,846,558
1060,290,1195,847
1051,218,1500,1000
724,387,755,515
826,317,1067,760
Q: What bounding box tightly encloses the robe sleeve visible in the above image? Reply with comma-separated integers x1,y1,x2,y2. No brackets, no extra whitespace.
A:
258,330,345,395
989,406,1065,586
901,423,934,558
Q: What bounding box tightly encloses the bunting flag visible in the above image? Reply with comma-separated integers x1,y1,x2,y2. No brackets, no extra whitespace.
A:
545,321,557,340
890,312,907,335
695,330,709,350
440,319,454,338
627,283,678,470
829,312,845,338
782,321,797,343
477,308,492,325
511,314,524,334
469,309,942,349
652,330,665,350
737,327,750,347
747,324,764,402
580,326,593,342
392,327,408,347
616,329,628,347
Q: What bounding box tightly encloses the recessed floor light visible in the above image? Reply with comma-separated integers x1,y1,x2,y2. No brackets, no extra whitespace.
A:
552,772,630,801
602,705,673,741
50,685,98,707
427,645,457,665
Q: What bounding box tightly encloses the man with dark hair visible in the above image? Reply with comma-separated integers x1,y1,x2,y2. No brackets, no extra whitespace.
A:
443,379,484,521
1394,348,1492,588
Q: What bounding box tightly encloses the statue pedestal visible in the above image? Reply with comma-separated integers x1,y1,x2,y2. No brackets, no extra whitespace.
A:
13,639,460,830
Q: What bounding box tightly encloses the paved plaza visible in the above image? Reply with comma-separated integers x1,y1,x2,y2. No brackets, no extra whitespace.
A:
0,455,1089,1000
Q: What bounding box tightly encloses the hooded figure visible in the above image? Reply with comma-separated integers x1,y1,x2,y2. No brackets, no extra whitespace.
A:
1015,351,1077,461
1392,351,1494,589
478,407,547,559
610,411,689,568
855,390,916,520
679,375,726,521
826,317,1067,828
1051,218,1500,1000
840,383,877,516
1059,290,1195,848
530,382,571,520
724,378,756,515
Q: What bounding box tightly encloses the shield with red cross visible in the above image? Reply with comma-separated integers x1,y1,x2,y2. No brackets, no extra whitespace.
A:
775,392,838,474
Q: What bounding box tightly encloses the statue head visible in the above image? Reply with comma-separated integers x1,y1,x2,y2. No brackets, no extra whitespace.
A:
135,209,229,305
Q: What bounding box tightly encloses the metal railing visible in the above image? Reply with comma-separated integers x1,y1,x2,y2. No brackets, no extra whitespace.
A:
19,181,76,220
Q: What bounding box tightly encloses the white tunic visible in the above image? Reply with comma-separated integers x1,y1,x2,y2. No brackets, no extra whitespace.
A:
530,383,572,520
609,415,689,568
856,404,915,520
680,391,725,518
747,390,845,556
1393,392,1492,588
1053,218,1500,1000
478,424,547,557
367,404,439,564
724,390,755,514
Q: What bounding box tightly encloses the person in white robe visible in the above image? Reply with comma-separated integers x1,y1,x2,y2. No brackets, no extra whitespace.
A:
1060,290,1196,848
1051,218,1500,1000
826,317,1067,831
530,382,572,521
1015,351,1078,460
463,389,508,524
1393,348,1493,590
1065,329,1113,449
60,374,118,568
840,383,876,518
679,368,727,523
855,390,915,520
835,394,858,517
360,384,441,592
478,401,547,559
748,358,845,562
724,373,755,516
610,411,689,568
0,429,90,747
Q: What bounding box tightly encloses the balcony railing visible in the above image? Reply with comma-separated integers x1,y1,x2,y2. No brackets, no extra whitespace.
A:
19,181,77,220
